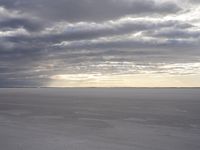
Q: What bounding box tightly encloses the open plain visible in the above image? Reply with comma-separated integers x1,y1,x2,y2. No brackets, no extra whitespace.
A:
0,88,200,150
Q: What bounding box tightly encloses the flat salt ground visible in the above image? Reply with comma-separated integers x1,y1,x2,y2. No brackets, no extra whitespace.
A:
0,88,200,150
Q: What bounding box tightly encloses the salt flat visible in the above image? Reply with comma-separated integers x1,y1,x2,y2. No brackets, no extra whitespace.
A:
0,88,200,150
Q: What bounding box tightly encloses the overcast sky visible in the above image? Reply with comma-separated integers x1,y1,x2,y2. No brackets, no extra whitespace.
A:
0,0,200,87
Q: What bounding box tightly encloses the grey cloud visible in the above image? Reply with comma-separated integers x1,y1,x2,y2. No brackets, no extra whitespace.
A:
0,6,44,34
144,28,200,39
0,53,50,87
43,20,193,42
0,18,43,31
0,0,199,87
0,77,48,87
5,19,194,48
190,0,200,4
0,0,181,22
53,36,199,53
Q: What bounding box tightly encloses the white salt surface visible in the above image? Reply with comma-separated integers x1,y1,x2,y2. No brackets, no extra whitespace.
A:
0,88,200,150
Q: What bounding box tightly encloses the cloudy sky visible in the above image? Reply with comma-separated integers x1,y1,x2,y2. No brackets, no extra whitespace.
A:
0,0,200,87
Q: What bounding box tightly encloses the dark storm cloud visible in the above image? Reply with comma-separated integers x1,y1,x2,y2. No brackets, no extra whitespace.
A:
0,0,199,87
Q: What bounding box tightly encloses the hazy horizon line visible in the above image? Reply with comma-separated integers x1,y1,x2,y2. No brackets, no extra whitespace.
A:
1,87,200,89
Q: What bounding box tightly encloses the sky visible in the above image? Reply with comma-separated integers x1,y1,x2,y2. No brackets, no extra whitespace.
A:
0,0,200,87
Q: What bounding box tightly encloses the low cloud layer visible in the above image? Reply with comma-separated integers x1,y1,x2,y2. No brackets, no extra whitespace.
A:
0,0,200,87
